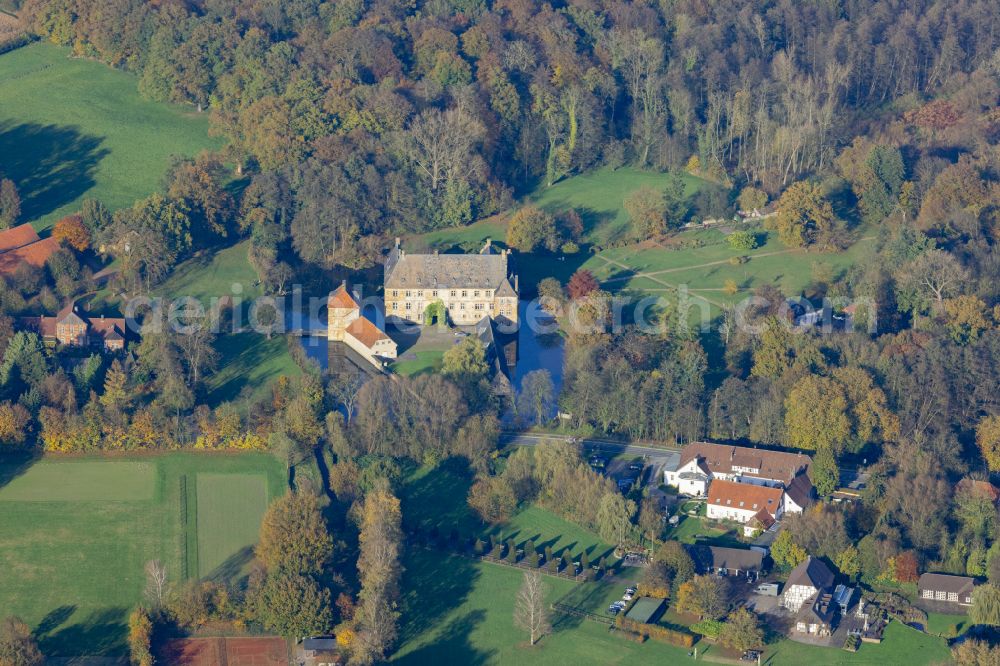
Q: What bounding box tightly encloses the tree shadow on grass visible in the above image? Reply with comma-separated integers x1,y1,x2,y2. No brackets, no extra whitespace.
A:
205,544,255,587
0,449,43,492
38,607,128,657
393,609,494,665
395,550,481,648
0,121,109,221
400,457,477,535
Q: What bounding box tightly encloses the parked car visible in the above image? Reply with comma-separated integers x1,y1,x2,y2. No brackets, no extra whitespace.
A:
622,592,634,601
625,587,637,595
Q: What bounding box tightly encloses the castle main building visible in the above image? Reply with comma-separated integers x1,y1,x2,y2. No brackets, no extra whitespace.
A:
384,239,519,326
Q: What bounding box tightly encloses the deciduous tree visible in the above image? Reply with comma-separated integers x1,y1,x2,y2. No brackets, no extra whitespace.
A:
514,570,551,646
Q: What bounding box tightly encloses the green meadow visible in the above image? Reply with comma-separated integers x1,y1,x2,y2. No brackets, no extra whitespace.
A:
0,453,284,657
0,42,222,230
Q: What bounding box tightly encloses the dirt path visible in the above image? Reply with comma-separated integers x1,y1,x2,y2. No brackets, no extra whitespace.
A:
594,254,728,309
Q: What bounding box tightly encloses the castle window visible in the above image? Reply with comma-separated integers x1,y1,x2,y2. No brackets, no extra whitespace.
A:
486,290,492,298
450,290,456,297
474,290,480,297
405,290,411,297
392,303,398,310
474,303,484,310
405,303,411,310
392,290,398,297
432,290,438,297
417,290,423,297
462,290,467,297
460,303,466,309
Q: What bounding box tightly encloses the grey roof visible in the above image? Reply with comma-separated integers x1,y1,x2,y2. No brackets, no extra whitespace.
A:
476,316,513,392
385,247,514,290
918,573,975,595
797,592,837,625
302,637,337,650
785,472,814,508
786,556,835,591
690,545,763,572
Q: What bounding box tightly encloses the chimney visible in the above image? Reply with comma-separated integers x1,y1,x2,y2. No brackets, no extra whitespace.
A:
514,274,519,292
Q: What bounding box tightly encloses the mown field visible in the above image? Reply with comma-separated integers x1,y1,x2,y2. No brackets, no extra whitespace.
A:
0,42,222,230
0,453,284,656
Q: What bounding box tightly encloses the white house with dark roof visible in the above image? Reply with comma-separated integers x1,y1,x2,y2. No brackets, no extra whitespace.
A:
782,556,835,613
384,239,518,325
664,442,812,497
918,573,976,606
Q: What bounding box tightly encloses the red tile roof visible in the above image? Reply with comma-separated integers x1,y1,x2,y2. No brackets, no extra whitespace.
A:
0,223,41,252
708,479,783,515
679,442,811,484
328,284,359,310
346,316,391,348
0,236,60,276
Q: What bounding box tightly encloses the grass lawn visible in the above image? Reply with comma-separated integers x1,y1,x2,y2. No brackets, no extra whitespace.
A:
924,610,968,637
154,241,262,304
393,550,703,665
765,621,950,665
195,473,271,579
531,167,712,245
0,460,154,501
203,331,301,407
0,42,222,229
486,505,616,564
665,514,743,548
0,453,284,657
391,350,446,377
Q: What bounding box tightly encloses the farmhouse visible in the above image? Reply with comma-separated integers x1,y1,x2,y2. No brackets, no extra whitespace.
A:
689,545,764,580
384,239,518,326
794,591,838,636
782,556,835,613
327,284,397,369
20,302,129,351
0,223,60,278
918,573,976,606
664,442,812,496
705,479,784,531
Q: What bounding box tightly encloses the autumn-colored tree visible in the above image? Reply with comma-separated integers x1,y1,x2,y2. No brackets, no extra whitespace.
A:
624,186,666,238
127,607,154,666
53,214,91,251
355,483,404,663
514,570,551,645
255,491,333,575
835,545,861,578
972,584,1000,627
467,475,517,524
506,206,557,252
943,295,992,344
771,181,835,247
0,616,43,665
100,359,130,412
0,402,30,447
737,186,767,212
903,99,961,135
566,269,599,299
720,608,763,654
784,375,851,453
770,530,807,569
977,415,1000,472
723,279,739,296
675,575,728,620
895,551,919,583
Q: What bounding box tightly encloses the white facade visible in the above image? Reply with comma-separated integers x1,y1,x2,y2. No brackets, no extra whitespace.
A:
783,584,818,613
664,459,711,495
783,494,807,514
706,502,763,524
